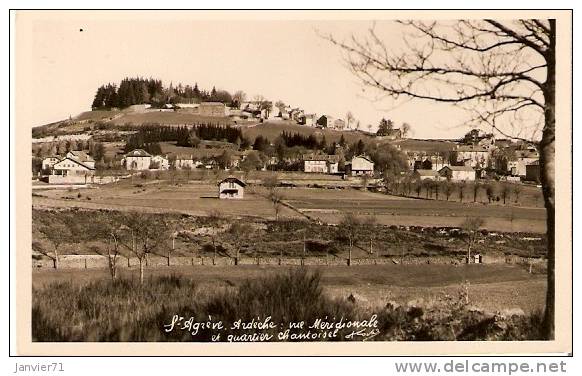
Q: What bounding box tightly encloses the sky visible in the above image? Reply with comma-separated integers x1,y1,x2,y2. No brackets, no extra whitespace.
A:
19,13,492,139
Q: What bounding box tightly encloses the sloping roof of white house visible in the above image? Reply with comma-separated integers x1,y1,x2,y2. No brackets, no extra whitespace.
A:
126,149,152,157
201,102,226,107
353,155,374,164
440,165,475,172
302,154,340,163
218,177,246,187
54,157,95,171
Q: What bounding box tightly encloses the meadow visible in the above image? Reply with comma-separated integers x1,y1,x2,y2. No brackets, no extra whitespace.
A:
32,175,546,233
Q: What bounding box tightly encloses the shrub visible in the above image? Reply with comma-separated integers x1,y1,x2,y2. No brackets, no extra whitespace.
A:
32,271,543,342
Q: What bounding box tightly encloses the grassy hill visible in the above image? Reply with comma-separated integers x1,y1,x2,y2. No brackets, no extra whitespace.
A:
241,120,374,144
33,110,461,156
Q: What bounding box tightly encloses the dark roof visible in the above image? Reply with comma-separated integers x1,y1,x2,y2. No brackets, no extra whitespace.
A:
126,149,152,157
302,154,340,162
218,177,246,187
353,155,374,164
440,165,474,172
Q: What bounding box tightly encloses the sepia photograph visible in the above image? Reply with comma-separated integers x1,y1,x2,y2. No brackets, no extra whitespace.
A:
12,9,572,355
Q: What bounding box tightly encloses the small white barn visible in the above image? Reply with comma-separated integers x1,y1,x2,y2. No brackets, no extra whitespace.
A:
439,165,476,181
348,155,374,176
217,177,246,199
413,169,440,181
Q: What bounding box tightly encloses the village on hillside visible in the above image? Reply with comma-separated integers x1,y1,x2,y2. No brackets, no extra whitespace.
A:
32,87,542,193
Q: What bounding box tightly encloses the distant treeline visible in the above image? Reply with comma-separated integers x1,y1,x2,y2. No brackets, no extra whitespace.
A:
124,124,248,153
92,77,233,110
280,131,326,150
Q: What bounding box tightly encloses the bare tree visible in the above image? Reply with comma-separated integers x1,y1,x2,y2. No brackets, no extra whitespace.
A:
458,181,466,202
274,100,286,116
207,209,225,265
346,111,355,129
324,19,557,337
500,183,512,204
461,217,485,264
32,211,73,269
88,212,127,280
513,184,523,204
484,183,496,203
269,190,285,221
228,221,253,265
442,180,455,201
337,213,362,266
118,212,171,284
232,90,247,108
472,182,481,203
401,122,412,138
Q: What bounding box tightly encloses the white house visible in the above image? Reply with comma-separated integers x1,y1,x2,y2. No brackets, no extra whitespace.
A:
439,165,476,181
150,155,169,170
348,155,374,176
124,149,152,170
455,145,490,169
218,177,246,199
52,157,95,177
301,114,317,127
508,149,539,177
174,156,196,169
41,156,60,171
303,154,340,174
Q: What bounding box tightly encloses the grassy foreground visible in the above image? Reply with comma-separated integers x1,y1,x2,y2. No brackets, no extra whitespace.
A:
32,269,543,342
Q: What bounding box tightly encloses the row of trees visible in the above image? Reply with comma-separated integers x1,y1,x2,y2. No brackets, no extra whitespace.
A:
91,77,237,110
385,177,528,204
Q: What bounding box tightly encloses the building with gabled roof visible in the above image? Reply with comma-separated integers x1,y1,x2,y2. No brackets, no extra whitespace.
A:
439,165,476,181
124,149,152,170
347,155,374,176
413,169,440,181
217,177,246,199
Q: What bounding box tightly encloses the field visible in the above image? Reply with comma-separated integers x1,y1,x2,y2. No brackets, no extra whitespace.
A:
240,121,373,144
32,175,547,233
281,187,546,233
33,179,298,220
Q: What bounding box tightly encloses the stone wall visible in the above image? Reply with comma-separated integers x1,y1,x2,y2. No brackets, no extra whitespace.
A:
32,254,547,270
